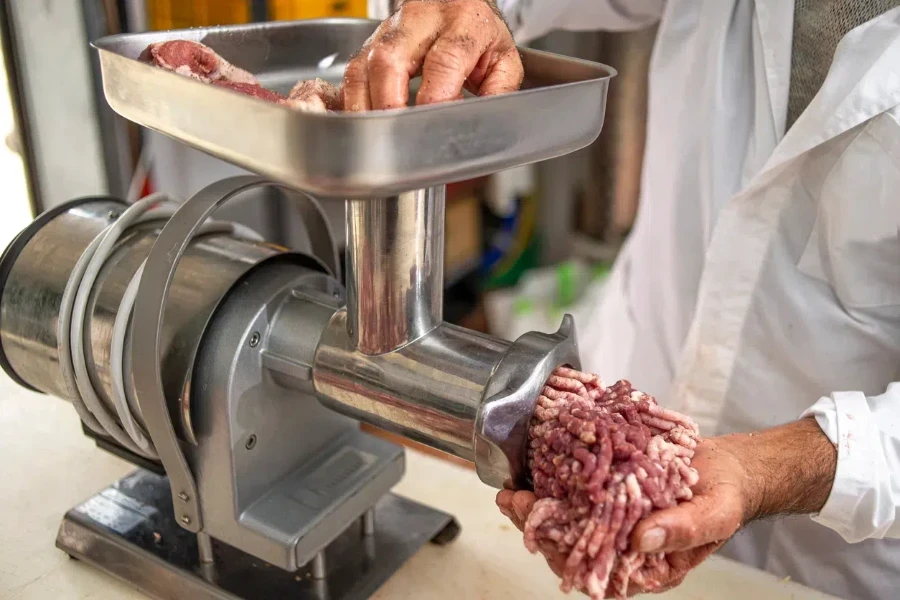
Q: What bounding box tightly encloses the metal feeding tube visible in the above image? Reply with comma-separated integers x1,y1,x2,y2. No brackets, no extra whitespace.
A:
345,187,445,355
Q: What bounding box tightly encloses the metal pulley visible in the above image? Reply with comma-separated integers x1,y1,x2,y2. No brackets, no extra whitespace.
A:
0,176,342,532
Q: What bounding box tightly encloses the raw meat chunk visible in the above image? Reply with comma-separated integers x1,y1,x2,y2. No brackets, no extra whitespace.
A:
140,40,342,113
283,78,342,113
140,40,257,85
212,81,286,103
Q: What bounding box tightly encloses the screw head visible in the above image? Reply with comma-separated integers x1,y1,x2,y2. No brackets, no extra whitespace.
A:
107,210,120,220
245,434,257,450
178,492,189,501
181,515,191,525
249,332,260,348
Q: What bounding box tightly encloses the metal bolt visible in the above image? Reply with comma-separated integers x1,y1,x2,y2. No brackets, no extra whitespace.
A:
178,492,189,501
181,516,191,525
107,210,120,220
249,332,260,348
245,434,257,450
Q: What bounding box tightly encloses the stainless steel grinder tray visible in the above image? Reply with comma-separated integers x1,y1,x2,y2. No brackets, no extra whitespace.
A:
93,19,614,198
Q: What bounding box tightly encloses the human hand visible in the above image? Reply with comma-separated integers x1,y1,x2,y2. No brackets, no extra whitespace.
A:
631,418,837,559
342,0,524,111
496,489,719,597
496,490,569,580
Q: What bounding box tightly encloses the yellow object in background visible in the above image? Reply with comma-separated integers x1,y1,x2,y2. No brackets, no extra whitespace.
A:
269,0,368,19
147,0,251,30
146,0,368,30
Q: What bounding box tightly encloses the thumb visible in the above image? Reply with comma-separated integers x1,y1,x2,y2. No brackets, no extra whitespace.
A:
631,492,742,553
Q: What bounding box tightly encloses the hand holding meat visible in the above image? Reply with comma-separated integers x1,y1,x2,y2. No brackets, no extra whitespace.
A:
342,0,523,111
500,367,841,598
630,418,837,559
501,368,703,599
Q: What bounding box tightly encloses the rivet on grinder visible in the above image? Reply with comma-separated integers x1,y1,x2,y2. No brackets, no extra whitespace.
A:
178,492,189,501
181,516,191,525
245,434,257,450
249,332,260,347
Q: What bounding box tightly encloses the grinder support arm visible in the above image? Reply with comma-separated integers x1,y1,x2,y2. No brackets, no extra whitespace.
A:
129,176,340,532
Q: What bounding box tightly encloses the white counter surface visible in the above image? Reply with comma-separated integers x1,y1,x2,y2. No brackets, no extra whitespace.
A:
0,373,836,600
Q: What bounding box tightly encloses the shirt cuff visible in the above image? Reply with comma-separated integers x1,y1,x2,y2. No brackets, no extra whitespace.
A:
800,391,881,543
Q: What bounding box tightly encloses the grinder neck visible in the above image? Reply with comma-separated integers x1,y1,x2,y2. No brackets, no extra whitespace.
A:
344,186,445,355
309,184,580,489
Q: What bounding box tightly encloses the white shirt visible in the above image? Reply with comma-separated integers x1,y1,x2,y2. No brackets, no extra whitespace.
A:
496,1,900,598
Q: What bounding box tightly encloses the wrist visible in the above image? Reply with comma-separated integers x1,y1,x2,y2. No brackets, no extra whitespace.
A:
713,432,767,524
717,418,837,523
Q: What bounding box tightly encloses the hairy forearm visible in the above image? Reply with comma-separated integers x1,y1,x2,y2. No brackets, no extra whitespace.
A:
722,418,838,523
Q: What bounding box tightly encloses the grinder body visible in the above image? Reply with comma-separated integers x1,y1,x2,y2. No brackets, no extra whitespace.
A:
0,177,580,573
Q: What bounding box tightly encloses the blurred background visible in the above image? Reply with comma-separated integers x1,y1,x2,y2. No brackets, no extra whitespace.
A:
0,0,657,342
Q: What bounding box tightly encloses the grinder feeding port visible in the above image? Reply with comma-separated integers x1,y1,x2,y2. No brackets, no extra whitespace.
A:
0,19,614,600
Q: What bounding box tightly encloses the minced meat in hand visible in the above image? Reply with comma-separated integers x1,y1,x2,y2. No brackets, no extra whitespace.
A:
526,367,701,599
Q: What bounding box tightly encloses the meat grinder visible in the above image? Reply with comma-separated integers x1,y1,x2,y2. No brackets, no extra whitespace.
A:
0,19,613,600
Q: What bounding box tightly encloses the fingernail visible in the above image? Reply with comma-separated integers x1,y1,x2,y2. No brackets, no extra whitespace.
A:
639,527,667,552
512,502,526,522
499,507,514,520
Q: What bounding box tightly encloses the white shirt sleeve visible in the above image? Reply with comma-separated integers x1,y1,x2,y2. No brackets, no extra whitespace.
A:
495,0,665,44
801,384,900,543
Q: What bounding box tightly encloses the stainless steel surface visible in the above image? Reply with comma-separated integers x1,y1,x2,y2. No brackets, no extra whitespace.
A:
56,470,458,600
263,287,344,394
310,552,327,580
362,509,375,537
475,315,581,489
346,187,444,354
92,20,615,198
314,314,511,461
190,260,404,570
130,176,342,533
197,531,215,564
0,198,280,444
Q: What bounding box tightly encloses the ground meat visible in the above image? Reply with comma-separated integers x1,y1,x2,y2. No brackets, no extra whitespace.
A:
140,40,341,113
525,367,701,600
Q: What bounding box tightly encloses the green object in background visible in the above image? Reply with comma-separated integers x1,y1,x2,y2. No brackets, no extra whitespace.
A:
555,262,578,308
513,296,534,316
592,262,612,281
484,236,541,289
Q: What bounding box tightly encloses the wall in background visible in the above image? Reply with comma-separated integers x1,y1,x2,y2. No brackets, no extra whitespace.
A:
0,33,37,244
4,0,112,210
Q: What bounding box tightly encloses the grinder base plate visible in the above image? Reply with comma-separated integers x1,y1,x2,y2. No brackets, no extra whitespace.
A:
56,470,460,600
